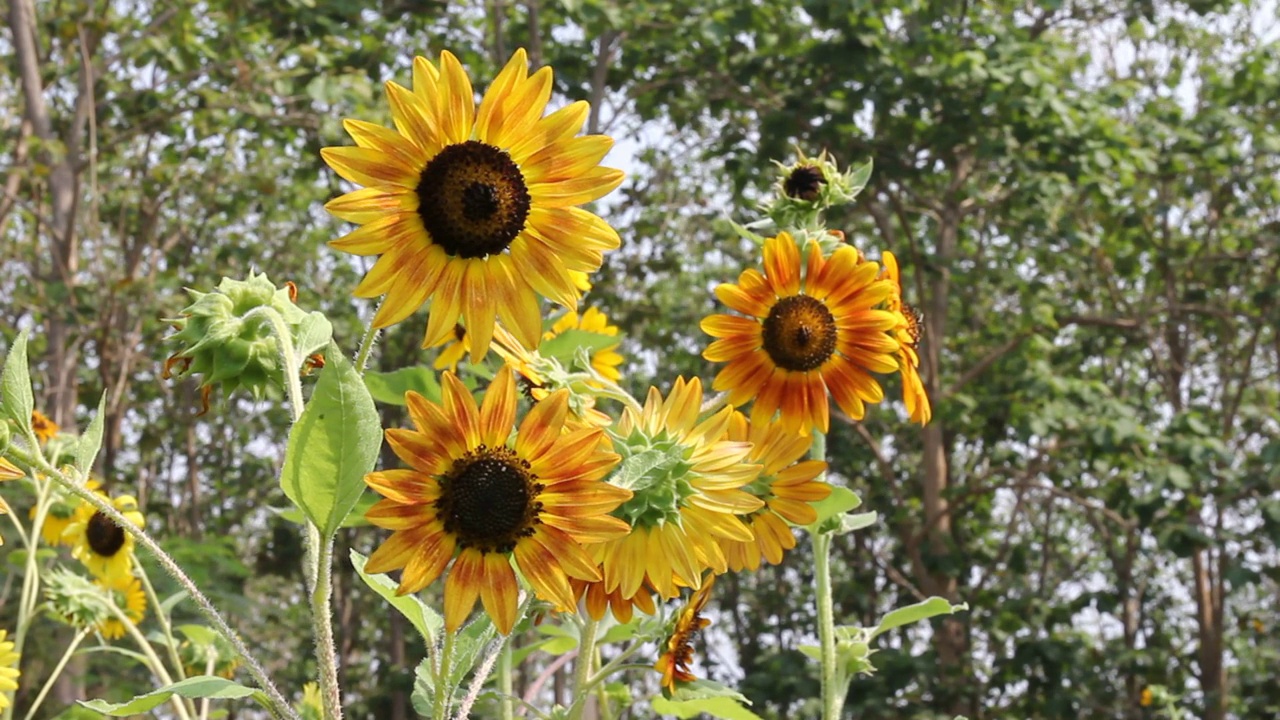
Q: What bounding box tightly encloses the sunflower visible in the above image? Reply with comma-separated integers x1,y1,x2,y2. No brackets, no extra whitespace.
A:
545,307,625,382
322,49,624,362
654,575,715,694
570,577,656,624
0,629,18,711
0,458,22,481
363,366,632,634
31,410,59,444
881,251,931,425
718,412,830,572
701,232,900,436
96,574,147,641
491,324,612,427
432,324,473,372
64,491,145,583
591,377,762,604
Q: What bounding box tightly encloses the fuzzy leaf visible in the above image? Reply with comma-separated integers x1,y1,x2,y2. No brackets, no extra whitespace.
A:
79,676,269,714
0,331,34,430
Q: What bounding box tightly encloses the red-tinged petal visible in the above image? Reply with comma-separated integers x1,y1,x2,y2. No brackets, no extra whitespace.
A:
529,527,602,582
366,526,431,574
522,135,614,185
443,548,485,632
398,528,456,594
508,101,588,161
762,233,802,297
365,468,441,502
475,49,528,145
515,390,570,460
527,167,625,209
329,213,424,256
479,553,520,634
540,512,630,544
441,371,482,450
436,51,476,146
422,261,467,348
325,187,419,224
321,146,419,189
371,245,448,328
513,533,575,608
700,314,761,339
366,500,437,530
385,81,442,154
479,365,517,448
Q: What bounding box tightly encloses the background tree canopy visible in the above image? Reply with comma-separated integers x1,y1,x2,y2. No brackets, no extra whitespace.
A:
2,0,1277,718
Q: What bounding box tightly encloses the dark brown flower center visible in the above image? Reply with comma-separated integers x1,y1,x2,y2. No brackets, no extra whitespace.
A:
761,295,838,371
436,446,543,553
417,141,531,259
783,165,825,201
87,511,127,557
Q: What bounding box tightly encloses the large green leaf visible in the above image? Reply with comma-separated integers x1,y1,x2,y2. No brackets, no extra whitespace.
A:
871,597,969,639
0,331,33,430
365,365,442,406
350,549,443,644
79,676,269,715
74,392,106,476
280,345,381,536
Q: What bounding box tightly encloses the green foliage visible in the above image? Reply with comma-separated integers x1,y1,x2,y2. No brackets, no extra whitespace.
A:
80,676,270,715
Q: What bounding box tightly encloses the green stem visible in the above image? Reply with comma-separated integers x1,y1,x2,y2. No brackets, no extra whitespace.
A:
306,524,342,720
498,638,514,720
567,616,600,720
353,322,380,375
434,630,455,718
6,449,299,720
138,562,188,683
111,596,194,720
244,306,304,423
5,476,52,720
586,641,643,687
21,626,90,720
809,429,841,720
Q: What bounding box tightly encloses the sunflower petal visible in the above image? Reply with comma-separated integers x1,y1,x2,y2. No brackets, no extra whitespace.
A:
443,548,485,632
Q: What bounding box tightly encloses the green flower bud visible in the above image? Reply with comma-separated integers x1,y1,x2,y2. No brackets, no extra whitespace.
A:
43,568,111,629
765,151,872,232
164,272,333,409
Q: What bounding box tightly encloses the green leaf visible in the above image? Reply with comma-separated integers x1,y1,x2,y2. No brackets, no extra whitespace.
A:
276,491,379,528
176,624,218,645
871,597,969,639
1,331,34,430
280,345,381,536
74,393,107,476
537,623,579,655
79,676,269,715
835,511,878,535
805,486,862,532
295,312,334,360
539,327,619,364
365,365,441,406
350,550,443,644
652,695,763,720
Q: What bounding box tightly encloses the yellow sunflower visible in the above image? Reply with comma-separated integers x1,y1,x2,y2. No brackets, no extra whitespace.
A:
97,575,147,641
545,307,625,382
322,49,624,362
431,324,473,372
881,251,931,425
701,232,900,436
591,377,762,604
0,629,18,711
64,491,145,583
31,410,59,444
571,577,656,624
718,412,830,572
654,575,715,694
0,458,22,481
363,366,632,634
491,324,612,427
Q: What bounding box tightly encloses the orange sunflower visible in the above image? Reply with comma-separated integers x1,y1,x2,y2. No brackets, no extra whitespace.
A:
654,575,716,694
719,412,830,572
322,49,623,362
590,377,762,604
701,232,900,436
31,410,59,444
881,251,931,425
363,366,631,634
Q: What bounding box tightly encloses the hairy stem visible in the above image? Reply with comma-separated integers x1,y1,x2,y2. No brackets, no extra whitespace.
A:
809,430,842,719
21,627,90,720
567,616,600,720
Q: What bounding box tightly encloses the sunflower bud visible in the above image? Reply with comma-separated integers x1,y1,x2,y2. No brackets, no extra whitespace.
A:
766,151,871,233
164,272,333,405
43,568,111,629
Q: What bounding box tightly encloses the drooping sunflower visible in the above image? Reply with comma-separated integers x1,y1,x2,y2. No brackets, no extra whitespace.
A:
96,574,147,641
322,49,624,362
881,251,932,425
0,629,18,711
570,577,657,624
545,307,625,382
718,412,830,572
64,491,145,583
701,232,900,436
654,575,715,694
363,366,632,634
591,377,762,605
31,410,59,444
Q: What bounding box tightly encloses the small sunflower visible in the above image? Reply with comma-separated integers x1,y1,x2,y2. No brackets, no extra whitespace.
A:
718,412,830,572
592,377,762,604
364,366,631,634
881,251,931,425
97,575,147,641
31,410,59,444
65,491,145,583
322,49,624,362
654,575,715,694
491,324,612,427
571,577,656,624
545,307,625,382
432,324,473,372
701,232,900,436
0,629,18,711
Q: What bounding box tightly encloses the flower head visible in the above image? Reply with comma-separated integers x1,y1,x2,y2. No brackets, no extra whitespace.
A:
654,575,715,694
591,377,762,604
881,251,931,424
322,49,624,362
0,629,19,711
718,412,829,572
363,367,631,634
31,410,59,444
701,232,900,435
64,491,145,583
97,575,147,641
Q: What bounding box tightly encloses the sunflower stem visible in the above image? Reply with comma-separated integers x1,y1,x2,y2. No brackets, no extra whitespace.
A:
243,306,306,424
21,626,90,720
305,524,343,720
6,472,52,720
498,631,515,720
7,449,301,720
567,615,600,720
354,321,380,375
138,561,189,684
434,629,455,718
111,595,195,720
810,429,843,720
